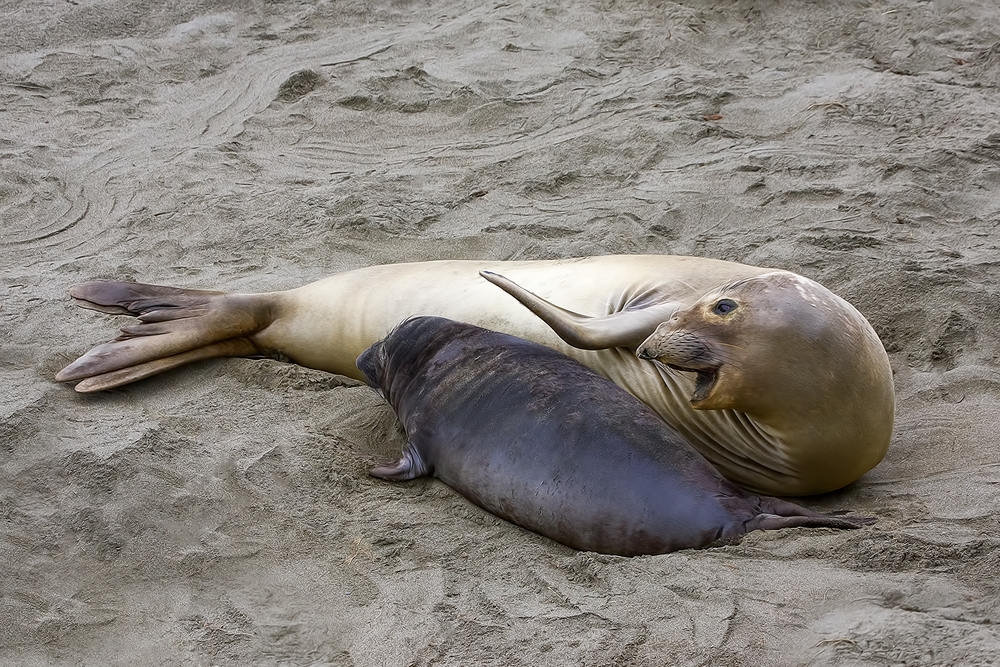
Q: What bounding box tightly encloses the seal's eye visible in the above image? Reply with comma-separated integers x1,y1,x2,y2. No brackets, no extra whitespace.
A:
713,298,738,315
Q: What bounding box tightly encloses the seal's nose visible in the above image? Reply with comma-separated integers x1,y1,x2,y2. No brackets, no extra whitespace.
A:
636,347,652,360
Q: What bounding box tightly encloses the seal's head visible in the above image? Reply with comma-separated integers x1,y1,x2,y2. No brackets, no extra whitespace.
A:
356,337,386,390
637,272,884,412
357,316,478,405
636,271,894,492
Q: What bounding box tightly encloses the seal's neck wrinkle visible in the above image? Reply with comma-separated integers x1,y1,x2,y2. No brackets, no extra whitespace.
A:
639,361,796,494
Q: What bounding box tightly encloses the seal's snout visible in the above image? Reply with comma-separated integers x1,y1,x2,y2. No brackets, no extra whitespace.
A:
638,330,711,369
637,329,722,405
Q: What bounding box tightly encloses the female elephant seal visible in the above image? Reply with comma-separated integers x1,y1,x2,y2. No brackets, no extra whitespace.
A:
55,255,894,496
357,316,872,556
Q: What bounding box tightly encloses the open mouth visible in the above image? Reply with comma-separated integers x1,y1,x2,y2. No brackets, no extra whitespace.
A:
666,363,718,403
637,331,721,405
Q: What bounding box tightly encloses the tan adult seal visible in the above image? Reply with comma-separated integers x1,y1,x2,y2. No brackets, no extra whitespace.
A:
55,255,894,496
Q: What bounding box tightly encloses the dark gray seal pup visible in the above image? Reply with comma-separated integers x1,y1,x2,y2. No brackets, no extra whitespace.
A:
356,316,872,556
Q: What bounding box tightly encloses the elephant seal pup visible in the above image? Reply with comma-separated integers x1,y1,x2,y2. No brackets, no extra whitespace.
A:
357,316,872,556
55,255,894,496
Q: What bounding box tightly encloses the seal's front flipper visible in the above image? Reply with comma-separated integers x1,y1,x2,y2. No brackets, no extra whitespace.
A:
56,282,269,392
479,270,678,350
369,443,429,481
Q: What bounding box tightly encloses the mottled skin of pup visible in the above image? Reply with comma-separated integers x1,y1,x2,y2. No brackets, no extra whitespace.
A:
357,317,872,556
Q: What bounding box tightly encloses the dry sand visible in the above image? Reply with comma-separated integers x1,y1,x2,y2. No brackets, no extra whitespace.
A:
3,0,1000,665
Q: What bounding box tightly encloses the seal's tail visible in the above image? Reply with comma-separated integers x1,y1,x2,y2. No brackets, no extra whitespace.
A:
55,282,267,393
745,496,876,531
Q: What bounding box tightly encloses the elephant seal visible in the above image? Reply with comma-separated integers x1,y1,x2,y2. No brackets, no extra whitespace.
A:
55,255,894,496
357,316,872,556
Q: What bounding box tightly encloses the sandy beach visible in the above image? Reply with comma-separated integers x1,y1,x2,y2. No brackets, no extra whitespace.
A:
3,1,999,664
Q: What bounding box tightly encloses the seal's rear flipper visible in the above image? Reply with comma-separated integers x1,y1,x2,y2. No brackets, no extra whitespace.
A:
56,282,269,392
745,513,874,532
746,495,876,531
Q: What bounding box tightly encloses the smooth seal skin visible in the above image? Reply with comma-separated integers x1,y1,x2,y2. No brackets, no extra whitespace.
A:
55,255,895,496
356,317,873,556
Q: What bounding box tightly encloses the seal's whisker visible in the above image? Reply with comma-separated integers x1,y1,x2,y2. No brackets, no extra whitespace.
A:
709,346,746,364
707,350,745,370
649,358,684,379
